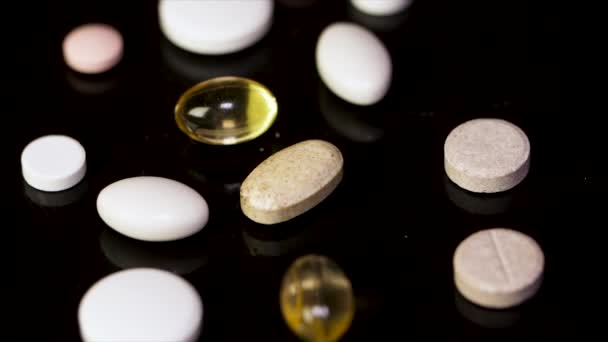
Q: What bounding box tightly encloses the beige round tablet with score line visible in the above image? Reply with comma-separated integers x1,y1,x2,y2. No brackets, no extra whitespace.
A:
453,228,544,309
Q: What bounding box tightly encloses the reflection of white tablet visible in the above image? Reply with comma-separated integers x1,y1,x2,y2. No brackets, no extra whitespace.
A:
78,268,203,342
158,0,273,55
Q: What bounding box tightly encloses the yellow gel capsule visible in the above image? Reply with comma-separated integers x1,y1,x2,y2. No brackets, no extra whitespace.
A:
280,254,354,342
175,76,278,145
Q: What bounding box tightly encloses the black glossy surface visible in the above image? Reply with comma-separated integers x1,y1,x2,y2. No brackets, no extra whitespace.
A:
9,0,592,340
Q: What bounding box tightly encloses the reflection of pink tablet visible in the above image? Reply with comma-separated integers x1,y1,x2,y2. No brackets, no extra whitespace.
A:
63,23,123,74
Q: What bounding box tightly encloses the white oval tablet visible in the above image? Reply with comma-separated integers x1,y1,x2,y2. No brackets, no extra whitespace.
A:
97,176,209,241
316,22,392,105
240,140,343,225
21,135,86,192
158,0,273,55
444,118,530,193
78,268,203,342
63,23,123,74
351,0,413,16
453,228,544,309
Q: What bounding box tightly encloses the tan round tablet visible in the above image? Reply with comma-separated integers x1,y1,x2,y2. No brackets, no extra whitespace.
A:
453,228,544,309
444,118,530,193
240,139,343,225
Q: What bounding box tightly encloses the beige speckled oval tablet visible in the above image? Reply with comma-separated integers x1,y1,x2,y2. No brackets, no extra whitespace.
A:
444,118,530,193
240,139,343,224
453,228,544,309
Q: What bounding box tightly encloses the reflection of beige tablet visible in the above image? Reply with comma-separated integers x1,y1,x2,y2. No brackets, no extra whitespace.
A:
454,290,521,329
443,175,513,216
453,228,544,309
444,118,530,193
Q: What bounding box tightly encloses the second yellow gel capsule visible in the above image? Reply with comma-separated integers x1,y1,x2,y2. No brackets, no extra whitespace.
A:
280,254,354,342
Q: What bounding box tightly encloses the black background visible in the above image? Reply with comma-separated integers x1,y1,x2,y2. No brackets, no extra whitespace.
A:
8,0,592,341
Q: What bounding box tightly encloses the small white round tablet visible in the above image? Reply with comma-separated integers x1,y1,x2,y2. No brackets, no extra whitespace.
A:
351,0,413,16
453,228,544,309
316,22,392,105
63,23,123,74
21,135,86,192
78,268,203,342
444,118,530,193
158,0,274,55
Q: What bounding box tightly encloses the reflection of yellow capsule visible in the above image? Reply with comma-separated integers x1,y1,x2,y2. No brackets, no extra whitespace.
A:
175,76,278,145
280,254,354,342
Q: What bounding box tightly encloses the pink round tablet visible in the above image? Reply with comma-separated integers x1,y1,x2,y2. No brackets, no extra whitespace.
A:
63,23,123,74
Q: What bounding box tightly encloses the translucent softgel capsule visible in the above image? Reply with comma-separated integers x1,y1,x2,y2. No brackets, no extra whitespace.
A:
280,254,354,342
175,76,278,145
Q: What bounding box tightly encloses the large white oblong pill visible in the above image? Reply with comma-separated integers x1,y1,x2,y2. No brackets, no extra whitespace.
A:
444,118,530,193
240,140,343,225
78,268,203,342
316,22,392,105
351,0,413,16
158,0,273,55
97,176,209,241
453,228,544,309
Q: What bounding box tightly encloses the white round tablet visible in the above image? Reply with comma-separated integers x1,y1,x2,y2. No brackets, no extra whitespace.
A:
158,0,274,55
97,176,209,242
78,268,203,342
62,23,123,74
316,22,392,105
453,228,544,309
444,118,530,193
351,0,413,16
21,135,86,192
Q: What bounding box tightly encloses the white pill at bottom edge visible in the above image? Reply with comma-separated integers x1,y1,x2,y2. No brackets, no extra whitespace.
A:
97,176,209,241
78,268,203,342
316,22,392,105
453,228,544,309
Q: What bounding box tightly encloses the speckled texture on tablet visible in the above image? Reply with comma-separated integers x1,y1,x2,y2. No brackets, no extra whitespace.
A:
444,118,530,193
453,228,544,309
240,140,343,225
